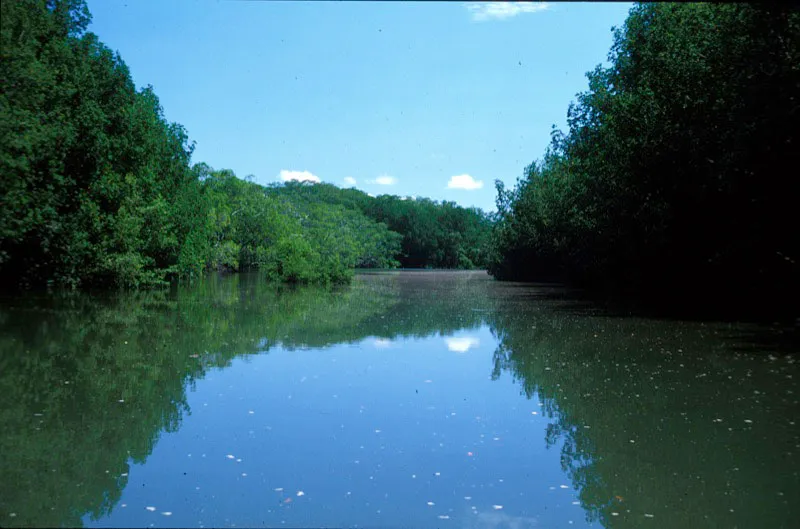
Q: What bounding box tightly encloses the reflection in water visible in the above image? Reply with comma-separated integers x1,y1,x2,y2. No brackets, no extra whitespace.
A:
444,336,481,353
0,271,797,528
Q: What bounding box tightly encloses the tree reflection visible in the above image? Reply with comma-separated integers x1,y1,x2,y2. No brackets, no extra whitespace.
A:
0,271,491,527
487,301,799,528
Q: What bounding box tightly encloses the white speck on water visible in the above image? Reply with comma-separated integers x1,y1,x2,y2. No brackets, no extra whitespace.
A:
146,506,156,512
236,459,242,463
493,437,500,441
411,474,416,479
630,439,636,443
248,410,254,415
531,411,538,415
464,496,472,500
492,505,503,510
9,513,17,517
226,455,235,459
572,501,580,505
118,399,124,403
427,501,435,506
560,485,569,489
241,473,247,477
121,504,127,508
375,429,381,433
744,419,753,424
274,488,283,492
121,473,128,477
438,515,450,520
424,380,433,383
611,512,619,516
161,512,172,516
296,491,305,497
644,514,654,518
434,472,441,476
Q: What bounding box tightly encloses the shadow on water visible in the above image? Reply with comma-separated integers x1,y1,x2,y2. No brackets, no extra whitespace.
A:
1,271,797,528
504,279,799,357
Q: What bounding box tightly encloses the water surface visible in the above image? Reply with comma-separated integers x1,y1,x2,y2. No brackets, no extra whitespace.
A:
1,271,797,528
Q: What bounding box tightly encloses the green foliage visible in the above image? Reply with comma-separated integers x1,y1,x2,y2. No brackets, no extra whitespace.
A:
0,0,200,289
266,181,493,270
0,0,492,290
489,3,799,315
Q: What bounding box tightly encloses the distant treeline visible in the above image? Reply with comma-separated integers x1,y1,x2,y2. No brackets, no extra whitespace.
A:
0,0,492,289
487,3,798,317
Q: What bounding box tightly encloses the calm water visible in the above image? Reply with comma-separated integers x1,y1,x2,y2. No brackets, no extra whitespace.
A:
1,271,797,528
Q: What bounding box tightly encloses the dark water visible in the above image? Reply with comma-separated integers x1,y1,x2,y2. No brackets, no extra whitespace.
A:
1,271,797,528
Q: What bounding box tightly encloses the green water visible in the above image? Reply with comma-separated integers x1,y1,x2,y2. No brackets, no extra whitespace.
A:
1,271,797,528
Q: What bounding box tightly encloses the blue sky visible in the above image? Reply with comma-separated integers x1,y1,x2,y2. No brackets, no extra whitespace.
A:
86,1,633,212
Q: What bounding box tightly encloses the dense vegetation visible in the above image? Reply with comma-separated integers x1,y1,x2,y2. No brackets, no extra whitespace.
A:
0,0,491,290
488,3,798,317
268,182,493,269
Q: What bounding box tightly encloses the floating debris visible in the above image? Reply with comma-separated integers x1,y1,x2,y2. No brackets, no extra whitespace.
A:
611,512,619,516
467,452,474,456
531,411,538,415
438,515,450,520
296,491,305,497
644,514,654,518
248,411,254,415
492,505,503,510
226,455,235,460
560,485,569,489
434,472,441,476
744,419,753,424
274,487,284,492
465,496,472,500
145,506,156,512
241,473,247,477
161,512,172,516
427,502,435,506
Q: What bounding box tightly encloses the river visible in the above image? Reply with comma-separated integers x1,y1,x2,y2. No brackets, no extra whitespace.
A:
1,271,797,528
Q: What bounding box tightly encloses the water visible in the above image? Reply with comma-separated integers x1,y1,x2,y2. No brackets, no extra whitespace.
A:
1,271,797,528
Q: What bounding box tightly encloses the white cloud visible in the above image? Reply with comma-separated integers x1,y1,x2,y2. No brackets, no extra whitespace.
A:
343,176,357,186
465,2,550,22
447,174,484,190
279,169,321,183
369,175,397,186
373,338,392,349
444,336,481,353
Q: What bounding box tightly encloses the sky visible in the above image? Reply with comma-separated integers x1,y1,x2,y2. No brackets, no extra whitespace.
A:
86,1,633,212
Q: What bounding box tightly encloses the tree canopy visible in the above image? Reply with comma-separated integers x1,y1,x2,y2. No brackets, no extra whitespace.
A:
488,3,798,318
0,0,492,290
